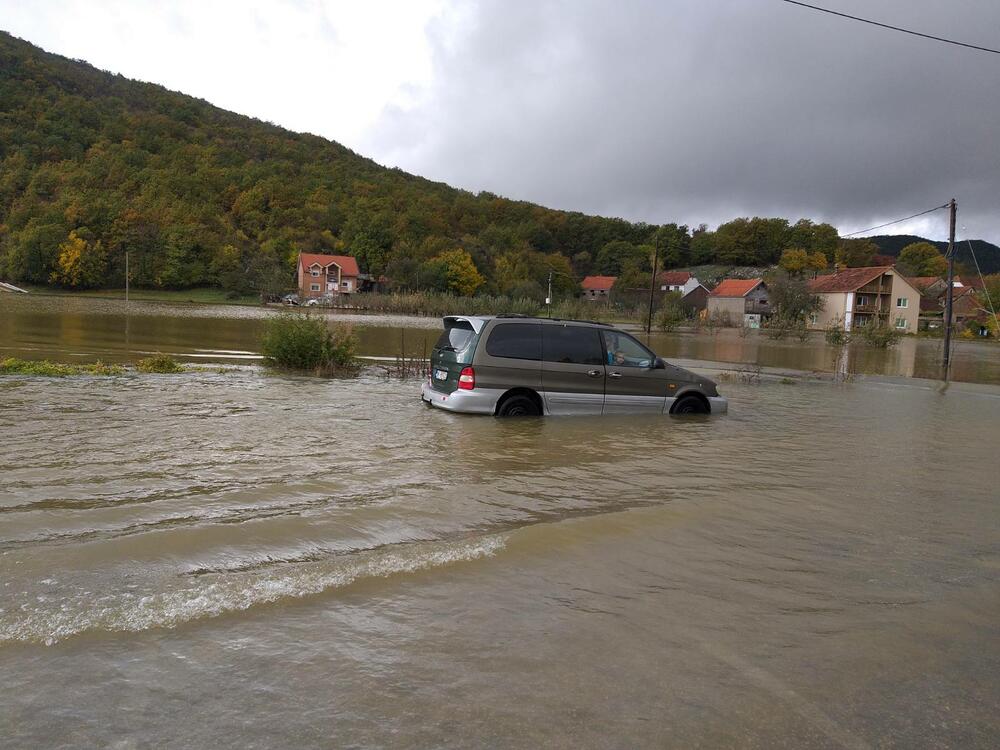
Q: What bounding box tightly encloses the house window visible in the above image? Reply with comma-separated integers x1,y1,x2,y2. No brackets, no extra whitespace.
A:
311,269,320,277
809,313,818,325
856,295,867,306
342,281,350,289
895,317,907,329
896,297,907,308
310,283,320,292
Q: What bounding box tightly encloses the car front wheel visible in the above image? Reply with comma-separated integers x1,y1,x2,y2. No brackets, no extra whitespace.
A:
671,394,709,415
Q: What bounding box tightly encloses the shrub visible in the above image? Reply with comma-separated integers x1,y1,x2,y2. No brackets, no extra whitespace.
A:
136,354,184,373
857,323,901,348
261,313,357,372
825,321,850,346
656,291,687,332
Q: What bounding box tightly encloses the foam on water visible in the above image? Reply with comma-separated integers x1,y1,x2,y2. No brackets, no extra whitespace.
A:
0,535,506,645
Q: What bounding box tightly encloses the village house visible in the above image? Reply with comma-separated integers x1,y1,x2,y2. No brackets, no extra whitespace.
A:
919,284,983,331
807,266,919,332
706,279,770,327
680,283,712,313
580,275,616,301
297,252,360,299
657,271,701,295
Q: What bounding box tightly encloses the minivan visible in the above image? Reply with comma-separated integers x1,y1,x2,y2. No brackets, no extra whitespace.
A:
420,315,727,416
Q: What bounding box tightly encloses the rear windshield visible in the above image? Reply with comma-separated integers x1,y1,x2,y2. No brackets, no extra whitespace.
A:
434,321,476,352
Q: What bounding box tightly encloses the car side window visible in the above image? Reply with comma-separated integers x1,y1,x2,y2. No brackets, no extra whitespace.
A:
485,323,542,360
543,325,604,365
602,331,654,368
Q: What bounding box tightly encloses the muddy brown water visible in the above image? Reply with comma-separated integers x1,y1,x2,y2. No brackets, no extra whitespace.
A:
1,294,999,748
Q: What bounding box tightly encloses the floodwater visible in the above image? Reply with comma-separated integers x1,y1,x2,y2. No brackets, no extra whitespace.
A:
2,294,1000,748
2,294,1000,384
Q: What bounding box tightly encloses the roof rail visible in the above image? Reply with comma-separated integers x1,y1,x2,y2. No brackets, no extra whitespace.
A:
493,314,612,327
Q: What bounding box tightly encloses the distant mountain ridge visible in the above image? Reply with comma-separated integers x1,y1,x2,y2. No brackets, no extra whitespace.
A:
868,235,999,276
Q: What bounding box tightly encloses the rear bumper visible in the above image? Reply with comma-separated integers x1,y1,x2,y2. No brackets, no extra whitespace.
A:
420,382,503,415
708,396,729,415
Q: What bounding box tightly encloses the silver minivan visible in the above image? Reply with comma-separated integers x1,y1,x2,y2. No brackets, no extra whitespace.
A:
420,315,728,416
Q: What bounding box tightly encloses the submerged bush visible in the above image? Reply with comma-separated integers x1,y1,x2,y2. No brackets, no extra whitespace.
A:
857,323,901,348
136,354,184,373
825,321,850,346
261,313,357,372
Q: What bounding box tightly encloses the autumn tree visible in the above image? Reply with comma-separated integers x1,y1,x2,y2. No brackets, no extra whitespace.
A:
50,230,107,288
422,249,485,296
778,248,809,275
808,250,828,274
896,242,948,277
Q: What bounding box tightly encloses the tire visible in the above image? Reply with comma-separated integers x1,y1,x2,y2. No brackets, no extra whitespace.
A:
496,394,541,417
672,394,709,415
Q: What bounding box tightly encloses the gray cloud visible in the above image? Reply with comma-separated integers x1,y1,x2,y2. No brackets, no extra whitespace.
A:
364,0,1000,243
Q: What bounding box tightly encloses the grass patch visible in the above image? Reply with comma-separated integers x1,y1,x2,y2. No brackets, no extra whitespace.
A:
0,358,126,376
135,354,185,373
23,285,259,306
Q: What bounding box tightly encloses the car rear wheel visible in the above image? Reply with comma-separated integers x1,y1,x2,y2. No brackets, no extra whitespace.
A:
671,394,709,415
496,394,541,417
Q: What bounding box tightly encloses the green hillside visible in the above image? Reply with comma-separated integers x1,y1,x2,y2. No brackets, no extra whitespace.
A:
2,31,995,298
0,31,658,297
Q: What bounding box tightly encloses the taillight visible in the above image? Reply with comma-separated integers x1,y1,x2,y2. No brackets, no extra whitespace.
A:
458,366,475,390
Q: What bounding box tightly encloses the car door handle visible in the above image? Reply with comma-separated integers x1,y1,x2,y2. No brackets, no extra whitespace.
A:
608,371,623,379
587,369,602,377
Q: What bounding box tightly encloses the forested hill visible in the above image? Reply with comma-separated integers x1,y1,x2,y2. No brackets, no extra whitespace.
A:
0,31,660,295
2,31,995,297
868,235,1000,276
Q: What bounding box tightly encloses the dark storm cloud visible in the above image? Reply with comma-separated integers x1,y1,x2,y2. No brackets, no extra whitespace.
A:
366,0,1000,241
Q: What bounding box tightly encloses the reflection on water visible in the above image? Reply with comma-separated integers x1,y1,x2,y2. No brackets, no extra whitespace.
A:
0,371,998,747
2,294,998,384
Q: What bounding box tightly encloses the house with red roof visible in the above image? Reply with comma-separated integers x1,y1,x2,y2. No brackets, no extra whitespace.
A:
707,279,770,327
297,252,360,298
580,275,616,301
657,271,701,295
807,266,919,332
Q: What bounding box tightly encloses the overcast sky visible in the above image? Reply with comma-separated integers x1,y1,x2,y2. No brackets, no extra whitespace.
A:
3,0,999,244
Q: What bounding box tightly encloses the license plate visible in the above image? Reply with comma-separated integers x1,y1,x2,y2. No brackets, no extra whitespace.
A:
434,368,448,381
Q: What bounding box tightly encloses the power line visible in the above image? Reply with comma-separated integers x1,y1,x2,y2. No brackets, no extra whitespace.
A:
841,204,950,238
782,1,1000,56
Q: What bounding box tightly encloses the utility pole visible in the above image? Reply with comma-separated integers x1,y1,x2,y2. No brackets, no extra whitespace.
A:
646,247,659,335
942,198,957,373
546,270,552,318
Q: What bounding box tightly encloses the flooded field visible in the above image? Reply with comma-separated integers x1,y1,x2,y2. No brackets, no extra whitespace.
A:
2,293,1000,384
1,294,999,747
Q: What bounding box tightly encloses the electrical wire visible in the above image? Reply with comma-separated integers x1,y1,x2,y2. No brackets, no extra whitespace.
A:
964,236,999,335
840,204,949,238
782,1,1000,56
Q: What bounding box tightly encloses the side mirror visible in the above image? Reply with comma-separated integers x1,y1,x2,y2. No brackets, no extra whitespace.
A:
652,357,666,370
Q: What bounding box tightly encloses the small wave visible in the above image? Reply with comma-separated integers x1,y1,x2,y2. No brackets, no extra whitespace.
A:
0,535,505,646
